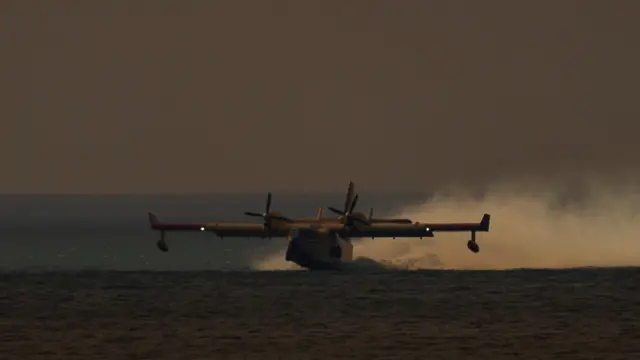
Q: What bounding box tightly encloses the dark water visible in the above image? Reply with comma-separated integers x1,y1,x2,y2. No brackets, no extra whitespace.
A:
0,193,427,270
2,195,639,358
2,268,639,359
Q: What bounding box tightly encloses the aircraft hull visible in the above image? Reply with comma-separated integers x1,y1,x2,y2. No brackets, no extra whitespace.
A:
285,231,353,270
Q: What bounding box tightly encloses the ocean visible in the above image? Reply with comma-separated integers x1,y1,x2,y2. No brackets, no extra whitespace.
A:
2,193,639,359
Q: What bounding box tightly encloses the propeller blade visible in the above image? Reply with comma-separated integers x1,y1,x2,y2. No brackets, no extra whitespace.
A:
244,212,263,217
328,207,345,215
266,192,272,214
349,194,359,213
353,216,370,226
344,181,354,213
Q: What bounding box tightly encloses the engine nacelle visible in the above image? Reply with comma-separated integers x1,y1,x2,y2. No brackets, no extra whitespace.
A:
467,240,479,253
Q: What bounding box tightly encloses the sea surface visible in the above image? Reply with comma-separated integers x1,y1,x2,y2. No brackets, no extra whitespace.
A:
1,194,638,359
2,268,639,359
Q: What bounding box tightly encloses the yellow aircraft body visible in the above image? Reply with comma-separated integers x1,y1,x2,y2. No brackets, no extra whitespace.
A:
148,184,491,270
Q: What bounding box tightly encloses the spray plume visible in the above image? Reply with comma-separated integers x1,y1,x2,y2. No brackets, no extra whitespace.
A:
253,180,640,270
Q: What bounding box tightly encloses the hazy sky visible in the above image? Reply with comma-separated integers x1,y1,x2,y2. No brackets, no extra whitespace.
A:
1,1,639,193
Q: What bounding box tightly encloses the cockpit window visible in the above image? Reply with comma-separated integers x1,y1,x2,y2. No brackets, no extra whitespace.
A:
290,228,300,238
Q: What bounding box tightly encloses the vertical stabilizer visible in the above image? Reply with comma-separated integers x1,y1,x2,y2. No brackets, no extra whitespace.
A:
316,207,324,219
369,207,374,221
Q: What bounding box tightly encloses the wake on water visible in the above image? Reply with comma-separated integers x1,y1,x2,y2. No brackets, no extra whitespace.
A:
253,181,640,271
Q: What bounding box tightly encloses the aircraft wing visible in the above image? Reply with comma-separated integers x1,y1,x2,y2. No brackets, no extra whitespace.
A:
421,214,491,233
148,212,289,238
370,218,413,224
204,223,288,238
308,222,434,238
148,212,208,232
338,223,435,238
312,213,490,238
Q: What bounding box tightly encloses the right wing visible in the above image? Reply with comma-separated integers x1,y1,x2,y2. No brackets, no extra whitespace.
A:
148,212,207,232
148,212,286,238
205,223,288,238
149,212,293,253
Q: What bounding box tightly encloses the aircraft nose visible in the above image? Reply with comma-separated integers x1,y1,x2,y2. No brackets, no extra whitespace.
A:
285,237,300,261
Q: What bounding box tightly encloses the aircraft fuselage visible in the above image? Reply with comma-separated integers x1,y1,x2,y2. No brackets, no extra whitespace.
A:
284,228,354,270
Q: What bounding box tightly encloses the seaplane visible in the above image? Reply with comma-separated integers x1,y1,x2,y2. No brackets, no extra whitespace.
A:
147,182,491,270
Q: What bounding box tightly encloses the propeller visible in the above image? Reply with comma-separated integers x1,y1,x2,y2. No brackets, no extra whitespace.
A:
244,192,291,228
328,193,370,227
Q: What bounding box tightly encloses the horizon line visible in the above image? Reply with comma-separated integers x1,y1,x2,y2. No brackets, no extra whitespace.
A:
0,191,431,196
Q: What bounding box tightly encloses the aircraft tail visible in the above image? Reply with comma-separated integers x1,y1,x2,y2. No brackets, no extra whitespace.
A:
369,207,374,221
316,207,324,220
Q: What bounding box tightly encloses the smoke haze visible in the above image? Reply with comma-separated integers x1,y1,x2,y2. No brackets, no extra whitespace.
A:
3,1,640,269
2,1,640,193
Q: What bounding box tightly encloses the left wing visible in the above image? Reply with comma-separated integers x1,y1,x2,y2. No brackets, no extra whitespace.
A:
314,213,491,239
420,213,491,233
367,207,413,224
313,222,434,239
